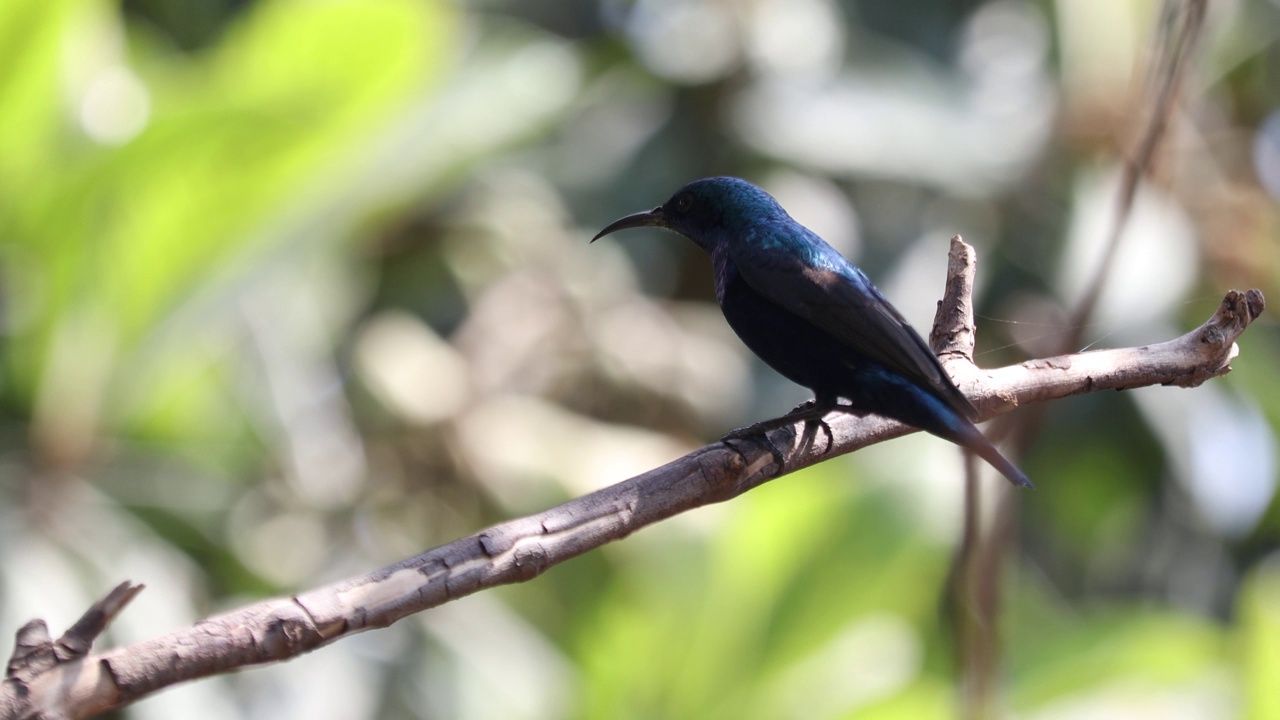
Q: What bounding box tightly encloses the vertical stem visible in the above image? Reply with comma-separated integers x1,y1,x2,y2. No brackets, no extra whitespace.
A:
956,451,998,720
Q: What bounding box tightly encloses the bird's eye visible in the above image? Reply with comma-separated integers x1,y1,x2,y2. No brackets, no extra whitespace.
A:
673,194,693,213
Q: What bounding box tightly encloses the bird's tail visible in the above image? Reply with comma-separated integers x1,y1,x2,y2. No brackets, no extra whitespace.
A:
962,428,1035,489
904,407,1035,488
911,407,1039,484
933,413,1034,489
857,369,1034,488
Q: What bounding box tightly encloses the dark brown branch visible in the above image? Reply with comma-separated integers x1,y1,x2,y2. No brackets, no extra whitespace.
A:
1,238,1264,720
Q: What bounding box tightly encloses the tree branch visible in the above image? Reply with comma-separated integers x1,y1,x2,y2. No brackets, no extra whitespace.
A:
1,238,1264,720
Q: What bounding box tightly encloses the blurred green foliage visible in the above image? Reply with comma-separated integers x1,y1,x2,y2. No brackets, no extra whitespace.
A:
1,0,1278,718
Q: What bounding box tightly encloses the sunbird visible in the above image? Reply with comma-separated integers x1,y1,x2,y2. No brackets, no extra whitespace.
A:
593,177,1032,488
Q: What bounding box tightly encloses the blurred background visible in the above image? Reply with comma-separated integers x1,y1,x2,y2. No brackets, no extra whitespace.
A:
1,0,1278,717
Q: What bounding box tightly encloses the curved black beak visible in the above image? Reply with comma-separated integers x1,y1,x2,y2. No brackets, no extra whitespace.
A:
591,206,666,243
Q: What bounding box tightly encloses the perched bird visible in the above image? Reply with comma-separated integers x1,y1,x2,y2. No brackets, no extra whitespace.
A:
592,177,1032,488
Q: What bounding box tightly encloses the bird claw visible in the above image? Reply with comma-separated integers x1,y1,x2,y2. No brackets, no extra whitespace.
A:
720,427,788,471
797,417,835,455
722,421,767,441
788,399,819,414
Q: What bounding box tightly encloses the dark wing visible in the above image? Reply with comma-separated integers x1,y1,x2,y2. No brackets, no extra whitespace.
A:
731,242,978,419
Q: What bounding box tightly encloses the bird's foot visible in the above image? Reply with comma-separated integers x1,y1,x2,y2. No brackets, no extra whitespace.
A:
797,417,835,455
788,399,840,454
787,399,820,415
720,434,787,472
722,420,776,441
722,399,844,464
721,423,790,471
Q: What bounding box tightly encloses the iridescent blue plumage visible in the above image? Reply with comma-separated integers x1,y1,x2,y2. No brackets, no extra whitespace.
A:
593,176,1032,488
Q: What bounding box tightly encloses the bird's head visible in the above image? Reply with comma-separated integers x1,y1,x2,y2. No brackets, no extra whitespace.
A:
592,177,786,253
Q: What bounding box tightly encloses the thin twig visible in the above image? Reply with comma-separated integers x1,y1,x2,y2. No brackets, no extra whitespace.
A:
1066,0,1207,341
